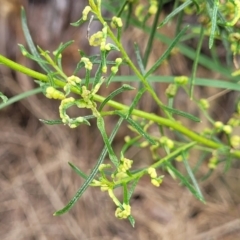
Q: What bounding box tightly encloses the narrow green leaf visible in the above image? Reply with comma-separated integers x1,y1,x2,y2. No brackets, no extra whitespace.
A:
123,183,128,204
121,136,141,156
97,116,119,167
116,111,156,145
18,44,49,64
158,0,192,28
70,18,85,27
124,2,133,29
39,119,63,125
47,73,56,87
116,0,128,17
54,118,124,215
209,0,219,49
190,25,205,98
162,105,201,122
134,43,145,75
126,88,146,118
143,1,163,67
145,25,189,78
68,162,88,179
165,161,205,202
73,55,98,75
0,92,8,103
21,7,51,73
92,60,103,87
127,177,140,201
53,40,74,63
182,152,204,201
0,88,42,110
152,142,196,169
128,215,135,227
99,84,135,111
111,75,240,91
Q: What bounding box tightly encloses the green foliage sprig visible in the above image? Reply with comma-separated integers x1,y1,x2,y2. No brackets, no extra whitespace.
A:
1,0,240,227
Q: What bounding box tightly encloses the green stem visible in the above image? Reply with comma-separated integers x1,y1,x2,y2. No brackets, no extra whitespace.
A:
1,54,240,158
95,12,170,117
143,1,163,67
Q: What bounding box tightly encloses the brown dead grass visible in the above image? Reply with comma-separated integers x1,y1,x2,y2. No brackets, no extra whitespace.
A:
1,1,240,239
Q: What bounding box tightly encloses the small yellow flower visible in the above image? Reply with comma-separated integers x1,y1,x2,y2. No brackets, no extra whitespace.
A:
151,178,160,187
89,31,103,46
111,16,123,28
81,57,93,70
67,75,81,85
45,86,65,100
115,58,122,64
199,99,209,110
148,167,157,178
208,157,218,169
214,121,223,129
165,84,177,97
99,164,112,171
82,6,92,21
111,66,118,74
102,65,107,73
174,76,189,85
223,125,232,134
231,135,240,148
148,5,157,15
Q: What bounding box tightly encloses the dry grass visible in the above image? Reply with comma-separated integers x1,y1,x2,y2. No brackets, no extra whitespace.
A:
1,1,240,239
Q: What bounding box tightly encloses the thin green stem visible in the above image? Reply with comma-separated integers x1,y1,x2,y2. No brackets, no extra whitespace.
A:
1,54,240,158
95,12,170,117
143,1,163,67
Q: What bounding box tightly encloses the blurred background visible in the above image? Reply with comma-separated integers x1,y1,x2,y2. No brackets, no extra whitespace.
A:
1,0,240,239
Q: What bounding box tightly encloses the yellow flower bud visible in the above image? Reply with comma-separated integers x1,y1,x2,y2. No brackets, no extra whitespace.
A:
82,6,92,21
148,167,157,178
223,125,232,134
151,178,160,187
214,121,223,129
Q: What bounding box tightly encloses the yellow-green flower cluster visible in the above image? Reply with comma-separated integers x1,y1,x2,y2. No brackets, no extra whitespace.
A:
111,58,122,74
100,25,108,52
150,142,161,160
225,0,240,26
111,157,133,181
228,117,240,127
135,4,144,22
174,76,189,85
115,204,131,219
199,99,209,110
160,136,174,149
98,163,112,171
208,156,218,169
45,86,65,100
66,75,81,86
148,167,163,187
91,179,112,192
230,135,240,148
59,97,75,123
214,121,232,134
111,16,123,28
108,189,131,219
165,84,178,98
89,31,104,47
229,33,240,56
148,0,158,15
82,6,92,21
81,57,93,70
118,157,133,173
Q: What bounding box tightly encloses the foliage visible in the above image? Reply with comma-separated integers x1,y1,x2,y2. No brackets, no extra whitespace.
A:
1,0,240,227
